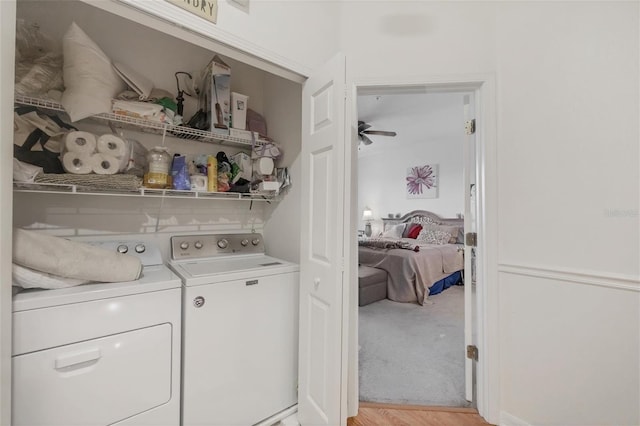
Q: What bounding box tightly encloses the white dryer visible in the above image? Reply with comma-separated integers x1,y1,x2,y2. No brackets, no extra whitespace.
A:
12,237,182,426
169,233,299,426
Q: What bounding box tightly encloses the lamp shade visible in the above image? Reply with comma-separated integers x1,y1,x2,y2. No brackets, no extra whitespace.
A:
362,207,373,221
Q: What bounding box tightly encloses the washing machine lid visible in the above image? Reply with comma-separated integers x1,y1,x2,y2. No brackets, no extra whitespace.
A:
170,255,299,286
13,265,181,312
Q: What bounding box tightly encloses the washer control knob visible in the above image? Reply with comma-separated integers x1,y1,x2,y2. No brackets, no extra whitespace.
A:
180,242,189,250
193,296,205,308
251,238,260,246
117,244,128,254
217,239,229,249
194,241,203,249
134,244,146,253
241,239,249,247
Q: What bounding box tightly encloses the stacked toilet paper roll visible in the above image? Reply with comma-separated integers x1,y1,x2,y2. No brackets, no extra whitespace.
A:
62,131,129,175
62,131,97,174
96,134,129,174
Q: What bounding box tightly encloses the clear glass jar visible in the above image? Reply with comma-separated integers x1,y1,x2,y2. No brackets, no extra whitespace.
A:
144,146,171,189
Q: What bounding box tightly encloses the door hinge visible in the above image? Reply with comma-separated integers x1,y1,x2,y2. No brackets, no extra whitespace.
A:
465,119,476,135
467,345,478,361
465,232,477,247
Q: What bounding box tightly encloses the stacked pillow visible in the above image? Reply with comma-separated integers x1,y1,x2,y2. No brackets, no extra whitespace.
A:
404,223,423,239
416,223,461,245
380,223,406,239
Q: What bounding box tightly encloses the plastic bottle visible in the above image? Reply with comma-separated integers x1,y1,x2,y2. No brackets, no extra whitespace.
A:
144,146,171,189
207,155,218,192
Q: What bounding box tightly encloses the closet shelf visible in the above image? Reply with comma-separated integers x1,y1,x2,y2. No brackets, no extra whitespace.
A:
13,182,278,202
14,95,266,149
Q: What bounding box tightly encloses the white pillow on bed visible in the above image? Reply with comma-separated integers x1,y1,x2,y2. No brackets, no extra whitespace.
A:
380,223,406,239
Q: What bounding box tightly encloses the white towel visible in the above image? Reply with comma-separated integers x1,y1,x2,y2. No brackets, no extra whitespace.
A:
12,229,142,283
12,263,91,289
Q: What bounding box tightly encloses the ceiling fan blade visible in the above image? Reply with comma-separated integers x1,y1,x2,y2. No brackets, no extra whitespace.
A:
358,121,372,133
362,134,373,145
362,130,397,137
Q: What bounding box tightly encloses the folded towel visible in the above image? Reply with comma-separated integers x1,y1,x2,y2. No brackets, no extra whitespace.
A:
13,229,142,283
12,263,91,289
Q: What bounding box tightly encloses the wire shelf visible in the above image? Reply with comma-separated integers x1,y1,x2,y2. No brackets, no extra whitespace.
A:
14,95,266,148
13,182,277,202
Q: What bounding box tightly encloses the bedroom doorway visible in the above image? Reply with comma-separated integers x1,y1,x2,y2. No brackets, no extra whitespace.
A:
353,82,483,409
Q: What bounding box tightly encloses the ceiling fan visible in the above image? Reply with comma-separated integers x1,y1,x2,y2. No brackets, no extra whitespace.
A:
358,121,397,145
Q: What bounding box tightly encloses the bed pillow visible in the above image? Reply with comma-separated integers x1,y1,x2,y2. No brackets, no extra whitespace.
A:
437,225,462,244
61,22,126,122
381,223,406,239
416,224,453,245
406,224,423,239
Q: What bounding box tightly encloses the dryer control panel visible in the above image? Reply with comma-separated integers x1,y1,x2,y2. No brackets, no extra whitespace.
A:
171,233,265,260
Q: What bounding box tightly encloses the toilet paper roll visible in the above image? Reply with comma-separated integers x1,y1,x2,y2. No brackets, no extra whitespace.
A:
62,152,93,174
255,157,274,175
64,131,97,154
97,134,128,158
91,153,120,175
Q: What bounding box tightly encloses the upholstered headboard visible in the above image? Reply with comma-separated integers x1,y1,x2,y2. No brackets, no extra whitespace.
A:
380,210,464,243
382,210,463,230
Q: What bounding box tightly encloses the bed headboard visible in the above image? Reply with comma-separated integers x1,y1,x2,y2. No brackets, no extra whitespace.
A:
382,210,463,230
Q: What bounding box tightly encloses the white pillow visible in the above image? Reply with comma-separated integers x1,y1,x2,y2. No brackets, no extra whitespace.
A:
61,22,125,122
381,223,406,239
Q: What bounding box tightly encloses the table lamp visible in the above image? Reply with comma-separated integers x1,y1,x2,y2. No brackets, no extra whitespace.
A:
362,207,373,237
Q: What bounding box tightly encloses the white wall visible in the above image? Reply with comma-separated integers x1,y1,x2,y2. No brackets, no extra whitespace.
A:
213,0,342,72
357,92,466,234
340,1,639,425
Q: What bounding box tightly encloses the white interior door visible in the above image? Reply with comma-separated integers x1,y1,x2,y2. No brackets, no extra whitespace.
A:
463,94,477,402
298,53,346,426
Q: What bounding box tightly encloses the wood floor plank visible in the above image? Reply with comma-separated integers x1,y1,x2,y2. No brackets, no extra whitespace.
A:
347,403,493,426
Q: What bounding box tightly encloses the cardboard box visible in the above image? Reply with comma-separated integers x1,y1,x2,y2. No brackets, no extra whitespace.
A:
231,152,252,182
229,128,259,141
199,55,231,135
231,92,248,130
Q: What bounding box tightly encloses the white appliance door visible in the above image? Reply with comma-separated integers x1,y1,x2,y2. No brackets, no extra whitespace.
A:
182,272,299,426
298,53,347,426
12,324,172,426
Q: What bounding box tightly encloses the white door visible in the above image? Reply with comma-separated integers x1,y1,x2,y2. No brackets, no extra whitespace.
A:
298,53,347,426
463,94,477,402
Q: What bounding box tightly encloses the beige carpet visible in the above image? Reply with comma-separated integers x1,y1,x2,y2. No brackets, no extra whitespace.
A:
358,285,472,407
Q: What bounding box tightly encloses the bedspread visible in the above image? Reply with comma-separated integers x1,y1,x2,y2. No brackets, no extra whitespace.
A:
358,240,463,305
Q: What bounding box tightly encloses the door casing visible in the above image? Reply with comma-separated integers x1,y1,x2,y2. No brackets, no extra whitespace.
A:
344,74,499,424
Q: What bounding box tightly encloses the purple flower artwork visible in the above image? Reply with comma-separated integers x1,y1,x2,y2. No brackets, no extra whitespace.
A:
406,164,438,199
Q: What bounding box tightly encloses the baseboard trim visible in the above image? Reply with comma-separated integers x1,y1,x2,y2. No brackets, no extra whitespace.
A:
500,411,531,426
498,263,640,292
359,401,478,413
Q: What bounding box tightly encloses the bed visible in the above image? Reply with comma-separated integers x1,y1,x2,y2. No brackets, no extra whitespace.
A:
358,210,464,305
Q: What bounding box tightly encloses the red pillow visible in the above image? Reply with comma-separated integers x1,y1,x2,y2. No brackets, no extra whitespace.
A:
407,224,423,239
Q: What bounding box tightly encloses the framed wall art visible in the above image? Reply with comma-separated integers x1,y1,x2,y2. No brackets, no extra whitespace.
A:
406,164,438,199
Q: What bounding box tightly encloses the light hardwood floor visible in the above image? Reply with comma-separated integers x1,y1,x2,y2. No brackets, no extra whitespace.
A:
347,402,493,426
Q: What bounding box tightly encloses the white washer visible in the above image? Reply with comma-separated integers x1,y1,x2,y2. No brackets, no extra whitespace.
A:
169,233,299,426
12,238,182,426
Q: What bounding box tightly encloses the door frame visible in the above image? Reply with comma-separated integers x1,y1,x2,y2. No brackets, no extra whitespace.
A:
344,74,499,424
0,0,16,424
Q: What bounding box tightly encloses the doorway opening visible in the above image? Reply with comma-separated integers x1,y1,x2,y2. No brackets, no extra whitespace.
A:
353,84,480,408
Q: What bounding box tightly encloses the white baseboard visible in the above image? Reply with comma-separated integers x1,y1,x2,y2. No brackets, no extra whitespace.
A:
500,411,532,426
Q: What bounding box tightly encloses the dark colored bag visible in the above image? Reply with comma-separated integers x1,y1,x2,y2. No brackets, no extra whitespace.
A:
13,106,77,174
